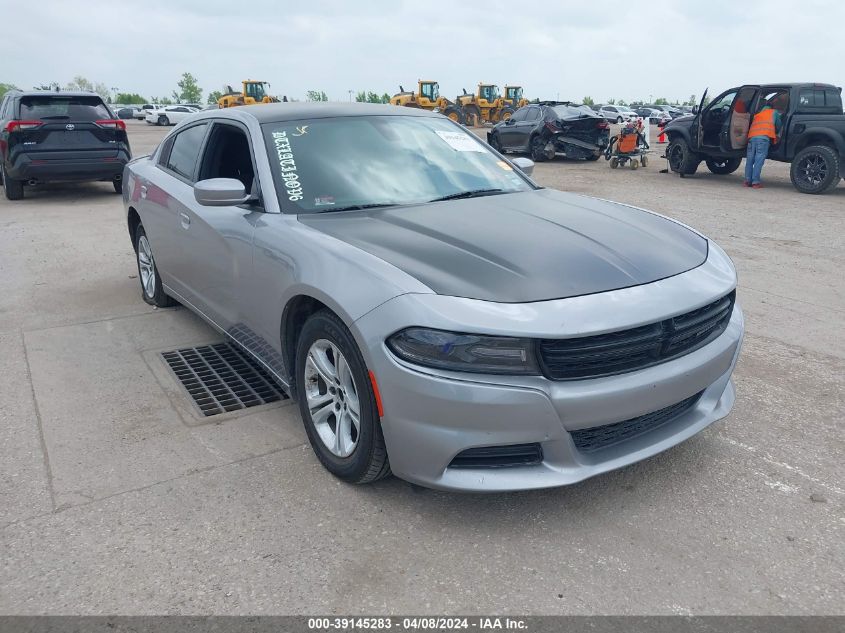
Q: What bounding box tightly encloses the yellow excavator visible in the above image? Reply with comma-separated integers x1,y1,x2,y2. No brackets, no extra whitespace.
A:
218,80,280,108
456,83,519,126
389,81,464,123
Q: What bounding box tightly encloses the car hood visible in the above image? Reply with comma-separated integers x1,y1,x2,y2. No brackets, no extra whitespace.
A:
297,189,708,303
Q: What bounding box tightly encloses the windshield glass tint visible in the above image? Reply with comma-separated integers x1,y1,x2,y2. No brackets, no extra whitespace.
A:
20,96,111,120
262,115,533,213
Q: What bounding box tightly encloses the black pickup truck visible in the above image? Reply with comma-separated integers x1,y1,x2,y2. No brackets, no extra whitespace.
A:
662,83,844,194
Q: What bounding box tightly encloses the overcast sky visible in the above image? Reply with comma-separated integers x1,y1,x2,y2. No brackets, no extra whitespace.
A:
2,0,842,104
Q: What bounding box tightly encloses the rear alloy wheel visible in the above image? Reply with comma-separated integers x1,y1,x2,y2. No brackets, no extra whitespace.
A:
667,137,700,175
1,163,24,200
135,226,176,307
158,115,169,126
295,311,390,484
790,145,841,194
705,157,742,175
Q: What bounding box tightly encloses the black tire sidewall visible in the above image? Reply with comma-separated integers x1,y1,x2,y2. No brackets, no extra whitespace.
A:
295,311,385,483
530,135,548,162
790,145,840,194
135,225,169,306
2,162,24,200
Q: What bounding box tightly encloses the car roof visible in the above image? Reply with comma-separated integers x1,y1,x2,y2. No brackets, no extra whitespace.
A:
6,90,105,99
211,102,440,124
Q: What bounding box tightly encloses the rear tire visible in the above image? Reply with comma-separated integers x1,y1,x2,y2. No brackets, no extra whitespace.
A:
135,225,177,307
667,137,700,175
1,164,23,200
790,145,840,194
295,310,391,484
705,157,742,175
158,115,168,126
530,135,553,162
113,179,123,194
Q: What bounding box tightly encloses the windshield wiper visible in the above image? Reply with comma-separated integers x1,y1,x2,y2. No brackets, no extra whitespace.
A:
429,188,505,202
312,202,400,213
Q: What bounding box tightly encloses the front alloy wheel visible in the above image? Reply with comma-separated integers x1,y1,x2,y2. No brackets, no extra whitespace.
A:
304,339,361,458
295,311,390,483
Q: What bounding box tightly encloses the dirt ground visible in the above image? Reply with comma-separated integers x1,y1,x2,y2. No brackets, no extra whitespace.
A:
0,119,842,615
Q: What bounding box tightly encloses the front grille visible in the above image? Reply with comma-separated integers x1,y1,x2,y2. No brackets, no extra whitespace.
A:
538,291,735,380
449,443,543,469
162,343,287,417
571,391,703,454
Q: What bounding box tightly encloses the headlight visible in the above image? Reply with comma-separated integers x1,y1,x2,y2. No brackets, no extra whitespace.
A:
386,328,540,375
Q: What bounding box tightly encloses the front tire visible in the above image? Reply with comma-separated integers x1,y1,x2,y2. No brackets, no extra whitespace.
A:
705,157,742,175
488,132,502,153
443,105,463,124
295,311,390,484
157,115,168,126
790,145,841,194
667,137,701,175
135,225,177,307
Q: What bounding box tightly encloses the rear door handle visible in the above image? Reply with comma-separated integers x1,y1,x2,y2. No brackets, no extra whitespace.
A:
180,212,191,229
140,185,147,199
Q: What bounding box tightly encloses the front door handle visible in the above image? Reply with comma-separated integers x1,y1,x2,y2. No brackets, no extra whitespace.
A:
140,185,147,199
180,212,191,229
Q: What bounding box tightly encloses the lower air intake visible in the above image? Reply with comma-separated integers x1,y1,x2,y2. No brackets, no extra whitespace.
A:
449,443,543,469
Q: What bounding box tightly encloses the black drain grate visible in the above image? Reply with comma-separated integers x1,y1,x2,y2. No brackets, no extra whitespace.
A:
162,343,287,416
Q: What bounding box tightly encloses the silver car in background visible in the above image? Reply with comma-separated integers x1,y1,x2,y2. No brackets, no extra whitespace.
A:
123,103,744,491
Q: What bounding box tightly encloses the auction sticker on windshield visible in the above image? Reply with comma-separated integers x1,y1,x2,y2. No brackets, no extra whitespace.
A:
435,130,485,152
271,130,304,202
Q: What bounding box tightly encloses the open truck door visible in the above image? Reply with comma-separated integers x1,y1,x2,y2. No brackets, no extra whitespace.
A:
720,85,760,153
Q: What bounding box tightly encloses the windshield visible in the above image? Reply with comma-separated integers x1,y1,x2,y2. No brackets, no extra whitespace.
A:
262,115,534,213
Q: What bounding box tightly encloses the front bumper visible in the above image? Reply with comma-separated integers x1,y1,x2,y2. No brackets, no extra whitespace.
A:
353,247,743,491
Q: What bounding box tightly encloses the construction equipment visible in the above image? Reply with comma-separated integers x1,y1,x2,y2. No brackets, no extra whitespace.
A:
504,85,529,109
389,81,463,123
455,83,517,126
218,80,280,108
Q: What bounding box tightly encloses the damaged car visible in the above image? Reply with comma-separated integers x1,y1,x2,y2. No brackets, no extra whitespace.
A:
487,102,610,161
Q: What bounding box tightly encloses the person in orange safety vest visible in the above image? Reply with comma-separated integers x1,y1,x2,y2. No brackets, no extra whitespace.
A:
744,98,783,188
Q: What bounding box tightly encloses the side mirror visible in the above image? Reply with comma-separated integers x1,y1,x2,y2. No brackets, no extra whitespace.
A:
505,118,515,125
511,157,534,177
692,105,699,114
194,178,251,206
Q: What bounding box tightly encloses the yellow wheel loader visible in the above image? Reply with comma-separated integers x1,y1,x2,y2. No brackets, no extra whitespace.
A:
504,85,529,109
389,81,464,123
455,83,516,126
218,80,280,108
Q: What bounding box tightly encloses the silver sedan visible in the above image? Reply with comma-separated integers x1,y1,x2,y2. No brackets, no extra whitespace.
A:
123,103,744,491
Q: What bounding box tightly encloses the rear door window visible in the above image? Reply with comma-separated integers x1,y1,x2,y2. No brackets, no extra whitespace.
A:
19,95,111,121
165,123,209,181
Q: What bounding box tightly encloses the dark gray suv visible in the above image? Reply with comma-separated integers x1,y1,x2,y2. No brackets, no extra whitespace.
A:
0,90,131,200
